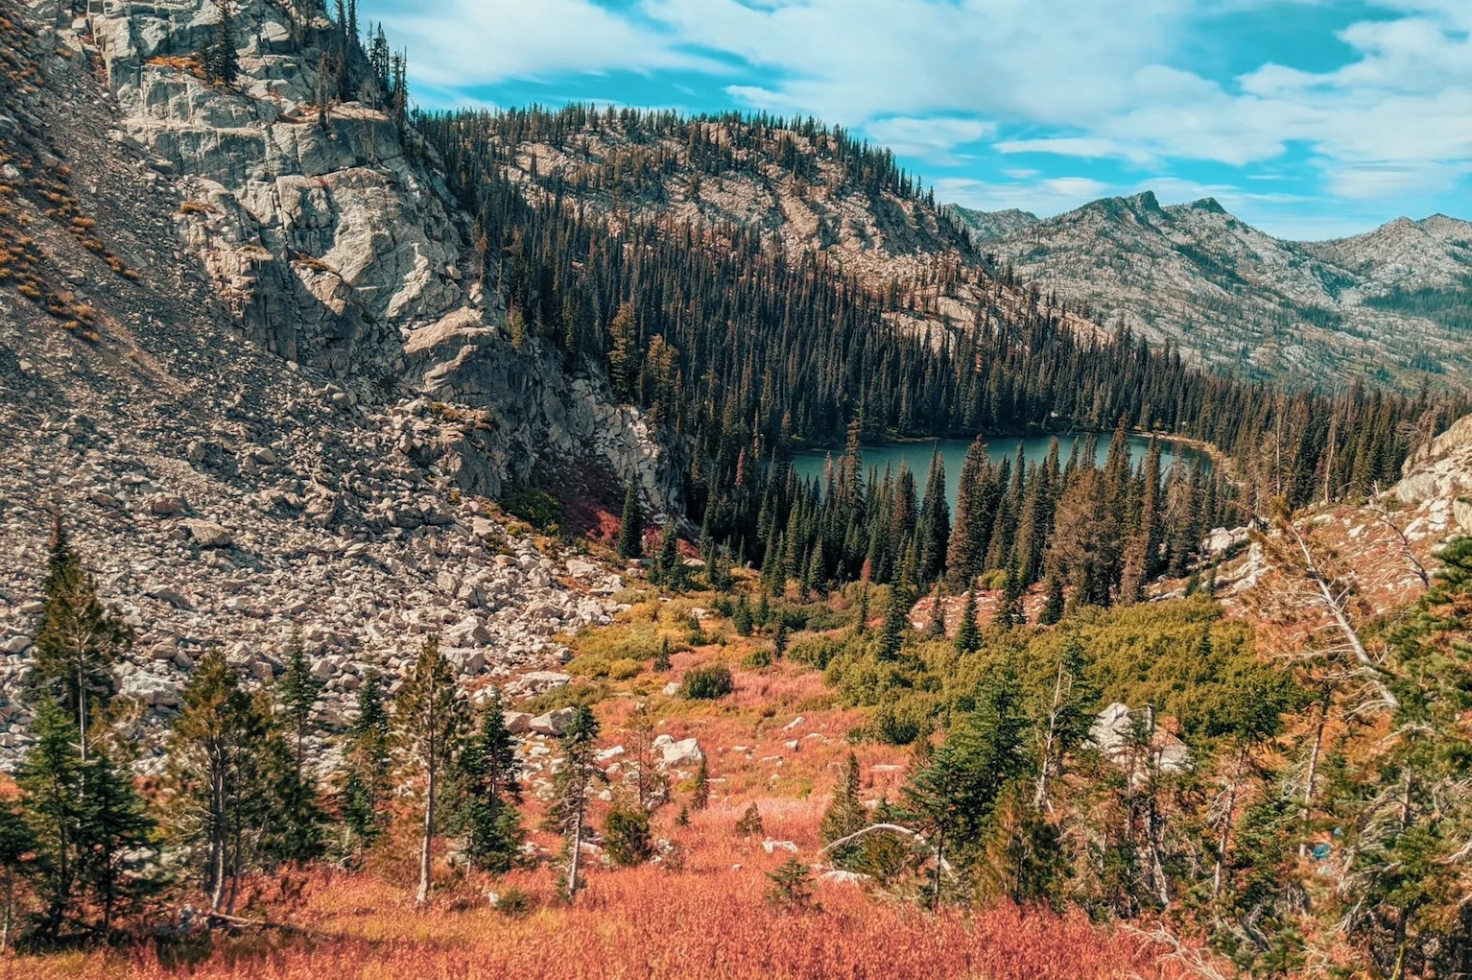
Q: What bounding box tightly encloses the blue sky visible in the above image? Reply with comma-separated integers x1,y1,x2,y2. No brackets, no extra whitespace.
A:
361,0,1472,240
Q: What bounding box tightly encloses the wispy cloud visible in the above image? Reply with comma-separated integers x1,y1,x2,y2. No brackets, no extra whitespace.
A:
363,0,1472,231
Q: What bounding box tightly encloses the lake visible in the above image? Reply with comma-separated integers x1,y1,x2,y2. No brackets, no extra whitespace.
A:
791,434,1209,509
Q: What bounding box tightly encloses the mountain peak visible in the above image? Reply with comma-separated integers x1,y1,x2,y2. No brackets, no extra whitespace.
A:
1189,197,1228,215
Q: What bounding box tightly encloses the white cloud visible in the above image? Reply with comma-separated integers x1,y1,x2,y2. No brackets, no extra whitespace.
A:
372,0,1472,213
862,117,995,161
375,0,724,90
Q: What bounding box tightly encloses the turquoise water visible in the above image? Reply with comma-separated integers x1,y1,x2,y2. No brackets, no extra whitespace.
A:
791,435,1208,509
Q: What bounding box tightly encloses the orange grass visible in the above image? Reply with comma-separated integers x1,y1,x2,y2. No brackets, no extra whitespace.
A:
2,867,1176,980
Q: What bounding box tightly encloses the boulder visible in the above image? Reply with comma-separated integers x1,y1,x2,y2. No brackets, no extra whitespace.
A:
511,671,571,696
529,707,578,736
181,519,232,548
762,839,799,855
660,737,703,767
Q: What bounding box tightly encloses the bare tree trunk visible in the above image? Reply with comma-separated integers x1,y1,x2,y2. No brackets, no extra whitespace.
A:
1285,521,1399,710
1212,744,1247,902
1034,660,1069,812
567,806,583,901
932,828,945,912
1300,687,1330,858
416,748,436,906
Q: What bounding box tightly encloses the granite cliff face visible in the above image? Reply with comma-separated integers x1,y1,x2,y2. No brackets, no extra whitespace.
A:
0,0,676,764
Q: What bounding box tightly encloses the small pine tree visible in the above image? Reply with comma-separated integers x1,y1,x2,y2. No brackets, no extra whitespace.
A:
733,596,754,636
617,480,644,560
603,801,653,867
201,0,239,84
653,637,672,672
878,587,908,661
339,669,392,863
655,527,684,590
766,857,818,912
395,638,469,905
460,690,525,875
954,588,980,654
773,621,789,661
820,752,866,866
32,518,132,766
691,757,710,811
552,706,600,901
735,801,764,836
1038,574,1065,626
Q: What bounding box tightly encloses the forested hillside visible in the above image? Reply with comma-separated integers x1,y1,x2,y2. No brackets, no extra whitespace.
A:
420,104,1463,605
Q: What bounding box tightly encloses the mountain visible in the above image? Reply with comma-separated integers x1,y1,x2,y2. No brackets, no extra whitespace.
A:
945,204,1040,244
962,192,1472,390
0,0,666,760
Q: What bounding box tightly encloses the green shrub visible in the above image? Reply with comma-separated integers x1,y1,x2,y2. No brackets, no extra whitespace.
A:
604,803,654,867
681,663,734,700
501,489,565,532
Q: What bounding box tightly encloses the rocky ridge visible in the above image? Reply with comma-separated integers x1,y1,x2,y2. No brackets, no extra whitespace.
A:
956,192,1472,391
0,0,675,765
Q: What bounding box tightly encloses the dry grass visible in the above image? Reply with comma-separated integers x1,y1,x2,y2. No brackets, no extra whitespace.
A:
3,866,1173,980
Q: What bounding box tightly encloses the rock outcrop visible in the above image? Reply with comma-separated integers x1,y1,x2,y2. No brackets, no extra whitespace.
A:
0,0,677,765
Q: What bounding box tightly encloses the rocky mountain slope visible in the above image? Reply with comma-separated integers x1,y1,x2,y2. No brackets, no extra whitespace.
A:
0,0,677,764
957,192,1472,391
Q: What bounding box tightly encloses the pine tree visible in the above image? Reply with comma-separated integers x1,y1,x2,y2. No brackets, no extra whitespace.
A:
201,0,239,84
17,698,85,943
552,706,600,900
903,666,1030,907
339,669,392,862
617,479,644,560
691,756,710,811
1038,573,1065,626
75,750,155,937
459,690,525,874
654,525,683,589
166,652,270,914
396,638,468,905
820,752,866,866
278,630,320,781
32,518,132,766
955,587,980,654
878,586,908,661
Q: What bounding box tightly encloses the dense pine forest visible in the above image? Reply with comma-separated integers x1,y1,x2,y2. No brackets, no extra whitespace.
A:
418,104,1463,606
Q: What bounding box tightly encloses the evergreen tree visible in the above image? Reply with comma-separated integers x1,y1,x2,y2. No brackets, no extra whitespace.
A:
339,669,392,862
1038,573,1065,626
75,751,155,937
552,706,600,900
955,587,980,654
32,518,132,766
878,586,908,661
395,638,468,905
691,756,710,811
201,0,239,84
165,652,270,914
16,698,85,943
820,752,866,866
459,690,525,874
903,667,1030,907
617,479,644,560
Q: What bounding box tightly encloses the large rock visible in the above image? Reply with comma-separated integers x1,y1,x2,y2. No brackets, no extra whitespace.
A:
529,708,578,736
659,736,704,768
181,519,233,548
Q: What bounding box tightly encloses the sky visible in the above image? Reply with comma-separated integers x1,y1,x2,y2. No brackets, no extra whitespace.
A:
360,0,1472,240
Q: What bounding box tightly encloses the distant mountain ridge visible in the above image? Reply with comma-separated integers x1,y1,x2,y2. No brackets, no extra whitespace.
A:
949,193,1472,390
